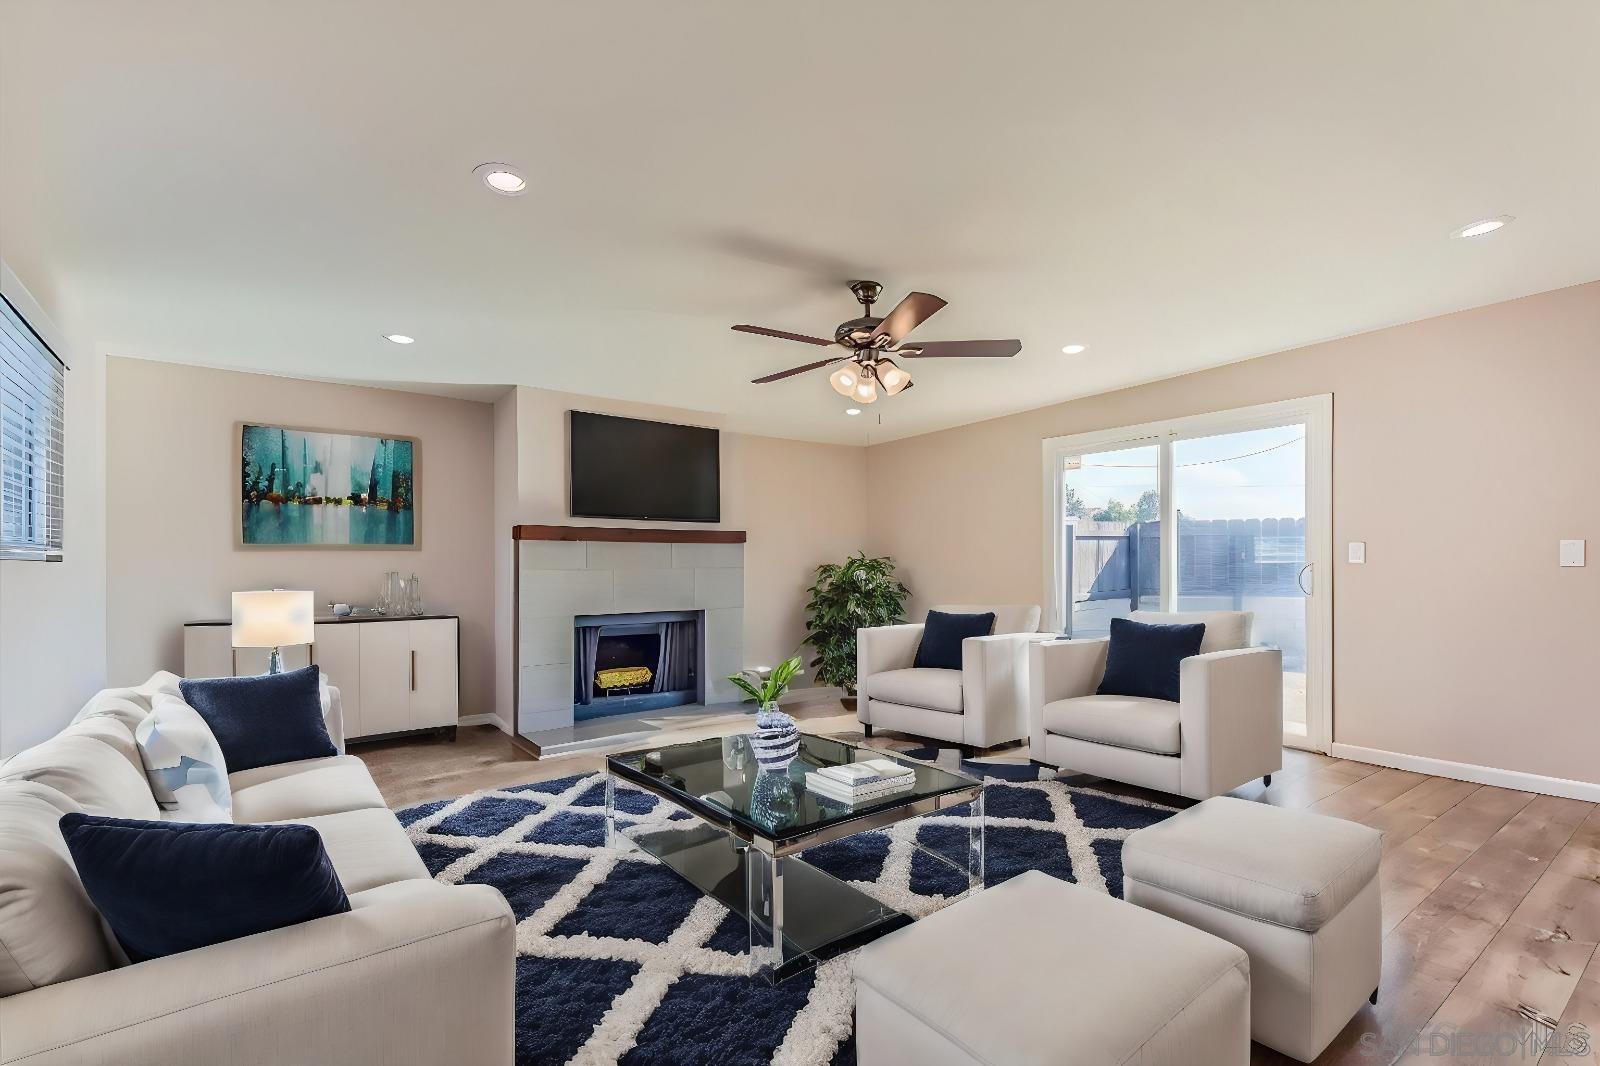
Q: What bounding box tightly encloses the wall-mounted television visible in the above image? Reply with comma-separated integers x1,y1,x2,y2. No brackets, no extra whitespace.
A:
569,411,721,523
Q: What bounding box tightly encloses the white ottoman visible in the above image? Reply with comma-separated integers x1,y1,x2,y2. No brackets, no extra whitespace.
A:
853,870,1250,1066
1123,797,1383,1063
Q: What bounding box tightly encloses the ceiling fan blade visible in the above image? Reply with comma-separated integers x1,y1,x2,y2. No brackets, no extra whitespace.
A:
732,324,834,346
899,339,1021,359
869,292,946,347
750,356,841,384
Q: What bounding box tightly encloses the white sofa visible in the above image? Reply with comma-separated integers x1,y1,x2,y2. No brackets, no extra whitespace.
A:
1028,610,1282,800
0,672,515,1066
857,604,1045,752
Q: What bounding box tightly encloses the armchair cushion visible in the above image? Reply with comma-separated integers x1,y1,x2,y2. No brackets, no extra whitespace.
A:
59,813,351,963
913,610,995,670
1044,695,1182,755
1097,617,1206,703
866,668,964,714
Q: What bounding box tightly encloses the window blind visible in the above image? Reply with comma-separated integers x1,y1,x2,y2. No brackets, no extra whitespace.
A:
0,294,65,561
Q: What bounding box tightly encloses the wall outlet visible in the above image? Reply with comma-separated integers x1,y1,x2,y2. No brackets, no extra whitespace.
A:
1348,541,1366,564
1560,540,1585,567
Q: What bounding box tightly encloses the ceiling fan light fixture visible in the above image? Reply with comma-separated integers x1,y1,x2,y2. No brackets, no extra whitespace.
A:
852,369,879,404
877,359,911,396
829,363,860,397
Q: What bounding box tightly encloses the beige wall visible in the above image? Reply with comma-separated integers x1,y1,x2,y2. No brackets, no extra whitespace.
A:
0,262,108,756
104,359,497,717
867,280,1600,786
492,386,869,725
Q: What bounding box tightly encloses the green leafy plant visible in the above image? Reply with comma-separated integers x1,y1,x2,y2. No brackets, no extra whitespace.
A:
804,552,911,693
727,654,805,708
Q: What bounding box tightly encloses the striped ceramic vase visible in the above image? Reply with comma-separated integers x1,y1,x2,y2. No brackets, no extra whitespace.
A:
749,706,800,771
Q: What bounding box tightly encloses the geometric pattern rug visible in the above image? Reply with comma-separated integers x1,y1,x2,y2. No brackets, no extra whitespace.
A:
396,750,1177,1066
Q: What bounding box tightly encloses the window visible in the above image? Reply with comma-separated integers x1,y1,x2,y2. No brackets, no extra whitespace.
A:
0,294,66,561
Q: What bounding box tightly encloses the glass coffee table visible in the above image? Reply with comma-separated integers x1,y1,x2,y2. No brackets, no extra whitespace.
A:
606,733,984,982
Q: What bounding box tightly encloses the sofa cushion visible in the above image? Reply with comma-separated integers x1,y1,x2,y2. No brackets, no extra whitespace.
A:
1044,695,1182,755
270,807,429,893
1130,610,1252,653
180,666,337,773
1097,616,1205,703
0,782,115,996
1123,796,1383,931
137,694,232,824
854,871,1249,1066
60,813,351,963
0,717,160,820
230,755,387,822
866,668,964,714
913,610,995,671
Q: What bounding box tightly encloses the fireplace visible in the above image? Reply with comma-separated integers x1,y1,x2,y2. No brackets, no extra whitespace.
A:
573,610,702,721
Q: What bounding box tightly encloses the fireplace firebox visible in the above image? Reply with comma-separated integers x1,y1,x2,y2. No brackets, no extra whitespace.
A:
573,610,702,721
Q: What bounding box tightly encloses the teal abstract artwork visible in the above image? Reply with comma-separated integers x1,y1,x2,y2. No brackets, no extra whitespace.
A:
240,424,416,546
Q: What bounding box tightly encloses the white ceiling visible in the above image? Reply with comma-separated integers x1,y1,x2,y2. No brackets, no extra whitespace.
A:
3,1,1598,444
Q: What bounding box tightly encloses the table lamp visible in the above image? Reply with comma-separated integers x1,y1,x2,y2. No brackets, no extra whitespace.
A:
232,589,314,674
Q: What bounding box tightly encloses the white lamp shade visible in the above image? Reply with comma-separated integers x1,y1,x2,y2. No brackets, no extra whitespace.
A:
877,360,911,396
231,590,315,649
829,364,860,397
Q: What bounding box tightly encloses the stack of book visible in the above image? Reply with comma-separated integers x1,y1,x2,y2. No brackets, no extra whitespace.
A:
805,758,917,805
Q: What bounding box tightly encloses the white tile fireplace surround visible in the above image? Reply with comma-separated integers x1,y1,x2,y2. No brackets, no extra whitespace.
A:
515,526,745,753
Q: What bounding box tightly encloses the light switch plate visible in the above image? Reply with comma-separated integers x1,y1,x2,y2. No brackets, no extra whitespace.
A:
1348,541,1366,564
1560,540,1585,567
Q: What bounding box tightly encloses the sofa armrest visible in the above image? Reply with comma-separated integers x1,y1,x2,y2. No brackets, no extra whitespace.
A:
856,624,925,724
1028,639,1109,754
0,881,515,1066
960,633,1055,748
320,676,345,752
1178,646,1284,800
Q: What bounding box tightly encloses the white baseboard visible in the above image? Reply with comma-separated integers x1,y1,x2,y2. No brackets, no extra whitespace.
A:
457,713,509,732
1330,743,1600,803
781,685,845,707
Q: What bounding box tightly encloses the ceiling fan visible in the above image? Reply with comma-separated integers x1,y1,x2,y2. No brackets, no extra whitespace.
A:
732,281,1021,404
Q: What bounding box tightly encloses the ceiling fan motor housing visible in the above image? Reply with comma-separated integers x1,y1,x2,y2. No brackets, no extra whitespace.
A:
835,316,883,346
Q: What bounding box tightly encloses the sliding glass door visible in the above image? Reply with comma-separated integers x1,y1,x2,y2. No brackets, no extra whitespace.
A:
1044,397,1331,751
1172,426,1310,742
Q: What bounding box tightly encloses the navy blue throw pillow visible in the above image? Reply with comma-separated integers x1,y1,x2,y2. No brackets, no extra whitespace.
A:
180,665,334,772
913,610,996,671
59,814,350,963
1096,617,1207,703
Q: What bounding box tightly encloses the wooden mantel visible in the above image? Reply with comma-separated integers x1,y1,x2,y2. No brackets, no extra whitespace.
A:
512,524,746,544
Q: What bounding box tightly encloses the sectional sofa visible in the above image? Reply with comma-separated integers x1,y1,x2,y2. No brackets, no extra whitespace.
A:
0,673,514,1066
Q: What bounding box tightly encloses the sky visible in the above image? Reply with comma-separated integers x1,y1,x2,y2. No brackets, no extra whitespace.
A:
1064,425,1305,522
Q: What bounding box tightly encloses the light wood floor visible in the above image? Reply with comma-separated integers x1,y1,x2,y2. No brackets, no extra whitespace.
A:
354,707,1600,1066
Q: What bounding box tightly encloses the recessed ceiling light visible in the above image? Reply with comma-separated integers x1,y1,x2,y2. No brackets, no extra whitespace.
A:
1450,215,1514,239
845,408,861,416
382,334,415,345
473,162,528,196
1061,344,1087,355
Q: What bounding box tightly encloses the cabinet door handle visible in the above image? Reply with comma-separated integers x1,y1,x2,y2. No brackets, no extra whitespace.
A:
410,650,416,692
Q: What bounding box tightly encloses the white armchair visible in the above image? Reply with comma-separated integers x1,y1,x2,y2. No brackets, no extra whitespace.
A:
857,604,1048,752
1028,610,1282,800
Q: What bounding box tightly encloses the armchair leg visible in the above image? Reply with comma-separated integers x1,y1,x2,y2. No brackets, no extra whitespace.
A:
1370,987,1378,1005
1029,759,1056,770
1263,774,1272,787
863,724,873,738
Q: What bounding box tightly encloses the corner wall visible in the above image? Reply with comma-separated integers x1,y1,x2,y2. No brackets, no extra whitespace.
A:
865,280,1600,787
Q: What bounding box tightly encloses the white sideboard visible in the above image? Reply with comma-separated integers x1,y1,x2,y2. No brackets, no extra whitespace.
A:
183,615,460,743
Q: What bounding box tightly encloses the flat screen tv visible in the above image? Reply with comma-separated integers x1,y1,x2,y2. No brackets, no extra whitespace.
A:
569,411,721,523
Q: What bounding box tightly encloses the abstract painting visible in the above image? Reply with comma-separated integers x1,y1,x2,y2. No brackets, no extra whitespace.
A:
239,423,417,547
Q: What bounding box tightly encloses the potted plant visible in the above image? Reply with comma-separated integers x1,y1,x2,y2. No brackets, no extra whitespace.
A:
804,552,911,707
728,655,805,771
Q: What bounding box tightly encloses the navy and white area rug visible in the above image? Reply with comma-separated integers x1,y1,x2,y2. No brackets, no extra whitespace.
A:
397,751,1175,1066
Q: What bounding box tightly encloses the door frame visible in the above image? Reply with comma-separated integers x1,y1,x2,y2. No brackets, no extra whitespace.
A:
1040,394,1333,752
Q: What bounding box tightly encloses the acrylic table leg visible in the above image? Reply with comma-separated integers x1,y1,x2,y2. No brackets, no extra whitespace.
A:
967,790,986,893
747,848,786,982
604,774,617,850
